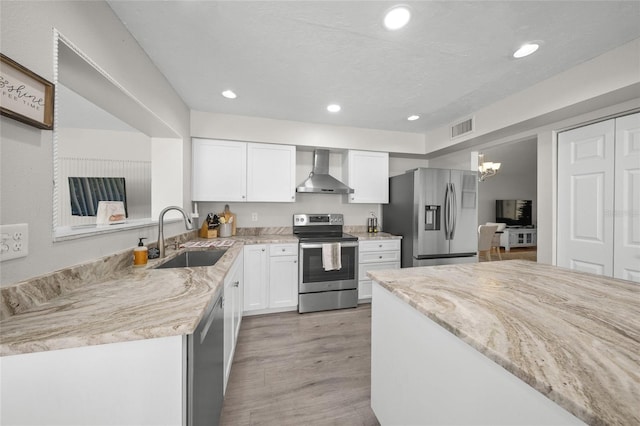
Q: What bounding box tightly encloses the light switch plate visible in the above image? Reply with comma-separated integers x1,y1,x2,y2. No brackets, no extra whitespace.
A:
0,223,29,261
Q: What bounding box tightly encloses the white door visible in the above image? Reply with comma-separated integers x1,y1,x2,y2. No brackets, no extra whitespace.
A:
268,255,298,308
614,113,640,282
558,119,615,276
243,245,268,311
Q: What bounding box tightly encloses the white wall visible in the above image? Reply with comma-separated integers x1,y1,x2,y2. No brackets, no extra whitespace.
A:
191,111,426,154
422,39,640,157
429,139,538,226
0,1,190,286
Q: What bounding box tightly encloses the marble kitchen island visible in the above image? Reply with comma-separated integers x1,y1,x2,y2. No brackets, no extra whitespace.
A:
368,260,639,426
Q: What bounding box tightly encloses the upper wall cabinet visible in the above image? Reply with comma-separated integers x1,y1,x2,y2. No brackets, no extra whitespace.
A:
247,143,296,202
343,150,389,204
192,138,247,201
192,138,296,202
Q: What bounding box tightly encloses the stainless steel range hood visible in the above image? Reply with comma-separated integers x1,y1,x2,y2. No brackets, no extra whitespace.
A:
296,149,354,194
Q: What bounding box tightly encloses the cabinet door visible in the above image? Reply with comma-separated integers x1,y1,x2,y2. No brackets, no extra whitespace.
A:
614,113,640,282
268,255,298,309
346,150,389,204
192,138,247,201
243,245,268,311
247,143,296,202
558,120,615,277
224,255,243,392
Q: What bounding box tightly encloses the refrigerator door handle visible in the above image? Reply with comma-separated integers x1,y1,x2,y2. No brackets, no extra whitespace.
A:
450,183,457,239
443,184,450,239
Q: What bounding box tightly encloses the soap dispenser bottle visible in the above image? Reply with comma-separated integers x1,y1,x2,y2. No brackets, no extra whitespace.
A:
133,238,148,267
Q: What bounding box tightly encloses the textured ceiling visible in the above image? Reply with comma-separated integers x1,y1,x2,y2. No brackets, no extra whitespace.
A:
107,1,640,134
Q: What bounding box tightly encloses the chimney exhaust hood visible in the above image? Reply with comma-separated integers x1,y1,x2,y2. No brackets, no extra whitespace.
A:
296,149,354,194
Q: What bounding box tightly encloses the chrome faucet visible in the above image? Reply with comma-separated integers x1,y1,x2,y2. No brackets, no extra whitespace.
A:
157,206,193,259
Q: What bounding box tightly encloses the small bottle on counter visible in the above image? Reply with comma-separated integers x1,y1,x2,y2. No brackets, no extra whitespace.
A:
133,237,148,267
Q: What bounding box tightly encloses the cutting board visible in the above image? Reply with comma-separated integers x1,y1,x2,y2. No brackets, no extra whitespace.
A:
222,206,237,236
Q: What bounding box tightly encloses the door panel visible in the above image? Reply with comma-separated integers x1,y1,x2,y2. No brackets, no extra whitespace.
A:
416,168,450,257
449,170,478,255
614,113,640,282
558,120,614,276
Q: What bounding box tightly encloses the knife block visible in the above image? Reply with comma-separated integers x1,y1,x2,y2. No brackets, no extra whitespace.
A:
199,221,218,239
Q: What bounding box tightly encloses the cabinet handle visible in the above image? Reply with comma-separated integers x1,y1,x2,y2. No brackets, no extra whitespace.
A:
233,281,239,287
262,248,265,252
379,255,383,259
294,260,297,264
378,244,383,248
282,248,285,252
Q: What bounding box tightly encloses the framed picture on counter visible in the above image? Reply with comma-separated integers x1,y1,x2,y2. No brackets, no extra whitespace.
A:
0,53,54,130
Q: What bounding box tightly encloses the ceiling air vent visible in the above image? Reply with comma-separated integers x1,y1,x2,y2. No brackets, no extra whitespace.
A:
450,117,474,139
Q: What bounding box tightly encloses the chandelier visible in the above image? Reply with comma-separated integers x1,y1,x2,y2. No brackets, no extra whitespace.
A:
478,153,501,182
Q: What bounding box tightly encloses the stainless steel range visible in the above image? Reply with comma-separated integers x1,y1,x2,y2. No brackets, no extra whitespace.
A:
294,214,359,313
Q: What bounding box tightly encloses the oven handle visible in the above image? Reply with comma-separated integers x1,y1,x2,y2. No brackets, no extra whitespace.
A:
299,241,359,249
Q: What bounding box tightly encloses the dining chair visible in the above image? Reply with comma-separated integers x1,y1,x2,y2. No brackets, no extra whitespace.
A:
485,222,506,260
478,224,499,261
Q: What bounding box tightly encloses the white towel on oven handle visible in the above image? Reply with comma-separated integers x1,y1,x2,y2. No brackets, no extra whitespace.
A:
322,243,342,271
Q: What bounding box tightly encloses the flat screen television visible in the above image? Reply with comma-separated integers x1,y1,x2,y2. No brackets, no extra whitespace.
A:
495,199,532,227
68,177,128,217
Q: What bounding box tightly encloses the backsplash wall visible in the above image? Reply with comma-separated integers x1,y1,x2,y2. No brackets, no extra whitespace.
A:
196,197,381,230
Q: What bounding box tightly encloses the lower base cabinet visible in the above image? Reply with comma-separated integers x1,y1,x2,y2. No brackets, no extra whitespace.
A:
244,243,298,315
0,335,185,425
358,239,401,302
0,254,247,426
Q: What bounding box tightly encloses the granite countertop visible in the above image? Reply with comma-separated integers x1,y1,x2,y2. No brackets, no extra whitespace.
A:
0,231,400,357
0,234,298,357
349,231,401,240
367,260,640,426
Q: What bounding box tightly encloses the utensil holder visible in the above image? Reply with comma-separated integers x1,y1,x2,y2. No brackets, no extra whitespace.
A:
219,223,232,238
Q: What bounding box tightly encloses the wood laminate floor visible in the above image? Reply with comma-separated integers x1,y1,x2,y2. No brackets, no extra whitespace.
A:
220,304,379,426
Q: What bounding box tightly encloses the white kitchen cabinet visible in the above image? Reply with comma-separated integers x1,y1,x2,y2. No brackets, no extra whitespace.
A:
247,143,296,202
223,252,244,392
192,138,247,202
268,244,299,309
0,336,184,425
243,243,299,315
192,138,296,202
344,150,389,204
358,239,400,301
243,245,269,311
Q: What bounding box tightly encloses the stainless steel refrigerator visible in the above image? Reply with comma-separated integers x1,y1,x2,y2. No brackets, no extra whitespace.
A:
383,168,478,267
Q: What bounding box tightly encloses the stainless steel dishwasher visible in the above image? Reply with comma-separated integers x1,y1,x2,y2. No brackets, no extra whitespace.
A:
186,291,224,426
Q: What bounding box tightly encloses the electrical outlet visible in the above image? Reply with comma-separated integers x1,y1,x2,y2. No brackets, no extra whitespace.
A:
251,213,258,222
0,223,28,261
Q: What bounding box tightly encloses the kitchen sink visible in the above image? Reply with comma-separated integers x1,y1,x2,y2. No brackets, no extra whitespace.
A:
155,250,227,269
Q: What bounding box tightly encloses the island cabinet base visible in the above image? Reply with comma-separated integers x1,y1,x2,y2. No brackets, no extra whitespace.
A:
0,335,184,425
371,282,584,426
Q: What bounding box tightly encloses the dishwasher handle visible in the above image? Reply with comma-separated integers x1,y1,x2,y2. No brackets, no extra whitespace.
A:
200,295,223,344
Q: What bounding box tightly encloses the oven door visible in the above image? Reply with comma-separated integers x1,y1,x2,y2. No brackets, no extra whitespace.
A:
299,241,358,293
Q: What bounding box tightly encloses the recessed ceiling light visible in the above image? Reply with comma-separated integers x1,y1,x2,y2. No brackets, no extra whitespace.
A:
221,90,237,99
384,6,411,30
407,115,420,121
327,104,341,113
513,43,539,59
